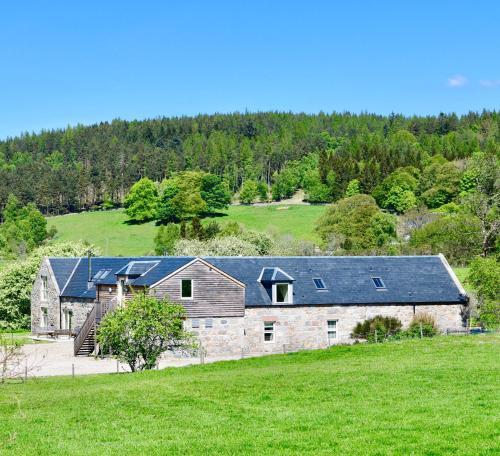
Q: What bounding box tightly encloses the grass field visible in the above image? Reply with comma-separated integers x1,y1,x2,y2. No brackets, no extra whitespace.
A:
0,331,44,346
0,335,498,455
47,205,327,256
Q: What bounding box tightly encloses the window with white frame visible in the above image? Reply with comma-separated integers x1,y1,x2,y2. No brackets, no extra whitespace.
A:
40,307,48,328
264,321,275,342
62,309,73,330
273,283,292,304
181,279,193,299
205,318,213,329
40,276,48,301
327,320,337,343
192,319,200,329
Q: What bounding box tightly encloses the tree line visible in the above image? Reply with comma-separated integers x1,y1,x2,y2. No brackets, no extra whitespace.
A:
0,111,498,215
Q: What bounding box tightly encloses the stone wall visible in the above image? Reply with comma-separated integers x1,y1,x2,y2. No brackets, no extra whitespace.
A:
185,303,463,357
243,303,464,355
31,258,61,331
60,298,95,330
31,257,95,332
185,317,245,357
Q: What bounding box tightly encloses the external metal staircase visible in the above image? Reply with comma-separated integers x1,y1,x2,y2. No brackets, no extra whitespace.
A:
74,297,118,356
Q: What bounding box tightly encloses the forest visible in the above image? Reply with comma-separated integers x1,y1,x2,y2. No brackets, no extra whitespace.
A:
0,111,498,215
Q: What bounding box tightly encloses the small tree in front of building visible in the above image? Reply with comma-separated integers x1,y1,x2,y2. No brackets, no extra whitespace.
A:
98,294,196,372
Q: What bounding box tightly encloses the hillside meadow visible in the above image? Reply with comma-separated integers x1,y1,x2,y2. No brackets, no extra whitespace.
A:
47,205,327,256
0,335,498,455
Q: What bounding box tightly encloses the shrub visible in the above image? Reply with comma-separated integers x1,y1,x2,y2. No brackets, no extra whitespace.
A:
407,313,438,337
468,257,500,328
98,294,196,372
173,237,259,256
154,224,180,255
351,316,402,342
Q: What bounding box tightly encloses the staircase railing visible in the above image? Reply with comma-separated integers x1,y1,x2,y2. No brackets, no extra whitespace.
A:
74,305,96,356
73,297,119,356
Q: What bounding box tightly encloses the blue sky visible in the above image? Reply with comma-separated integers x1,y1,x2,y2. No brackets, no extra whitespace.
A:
1,0,499,138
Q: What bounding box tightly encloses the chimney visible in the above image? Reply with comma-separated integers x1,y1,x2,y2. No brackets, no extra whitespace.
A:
87,251,93,286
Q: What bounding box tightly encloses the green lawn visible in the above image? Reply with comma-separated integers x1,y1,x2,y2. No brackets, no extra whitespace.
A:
47,205,327,256
0,331,46,346
0,335,498,455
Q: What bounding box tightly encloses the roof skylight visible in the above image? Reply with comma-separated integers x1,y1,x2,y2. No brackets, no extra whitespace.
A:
372,277,386,289
93,269,111,281
313,278,326,290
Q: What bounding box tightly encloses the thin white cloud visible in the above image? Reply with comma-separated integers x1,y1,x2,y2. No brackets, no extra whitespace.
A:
447,74,468,87
479,79,500,88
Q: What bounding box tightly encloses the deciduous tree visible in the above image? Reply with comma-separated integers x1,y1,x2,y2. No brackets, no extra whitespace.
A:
98,294,195,372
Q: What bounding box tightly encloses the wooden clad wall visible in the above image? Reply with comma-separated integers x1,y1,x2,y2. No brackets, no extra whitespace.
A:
97,285,116,304
150,260,245,317
97,284,145,305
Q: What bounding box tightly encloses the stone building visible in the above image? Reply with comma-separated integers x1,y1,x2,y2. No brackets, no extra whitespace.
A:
31,255,468,356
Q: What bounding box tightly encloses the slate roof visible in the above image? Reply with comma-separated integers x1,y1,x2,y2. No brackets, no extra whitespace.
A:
115,260,160,277
49,258,79,291
47,255,467,305
206,256,466,306
259,267,295,282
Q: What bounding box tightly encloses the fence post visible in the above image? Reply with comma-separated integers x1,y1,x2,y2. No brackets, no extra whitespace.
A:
116,359,120,373
282,344,286,354
72,363,75,378
200,346,204,365
24,364,28,382
241,347,245,359
375,329,378,343
419,322,423,339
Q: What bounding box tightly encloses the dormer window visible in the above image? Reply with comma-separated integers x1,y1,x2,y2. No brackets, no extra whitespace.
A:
258,267,294,304
273,283,292,304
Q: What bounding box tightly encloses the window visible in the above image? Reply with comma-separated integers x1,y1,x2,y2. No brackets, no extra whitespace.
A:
274,283,292,303
205,318,213,329
192,319,200,329
372,277,386,289
40,307,48,328
264,321,275,342
181,279,193,299
41,276,48,301
62,309,73,330
313,278,326,290
327,320,337,344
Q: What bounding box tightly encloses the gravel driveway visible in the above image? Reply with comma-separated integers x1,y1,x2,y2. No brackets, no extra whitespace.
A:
18,338,239,377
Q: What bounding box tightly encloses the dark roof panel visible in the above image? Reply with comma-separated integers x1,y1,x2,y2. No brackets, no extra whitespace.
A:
48,255,466,306
205,256,465,306
49,258,79,291
115,261,160,277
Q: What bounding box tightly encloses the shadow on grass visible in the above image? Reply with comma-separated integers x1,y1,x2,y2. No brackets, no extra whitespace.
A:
123,212,229,227
123,218,155,226
201,211,229,220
